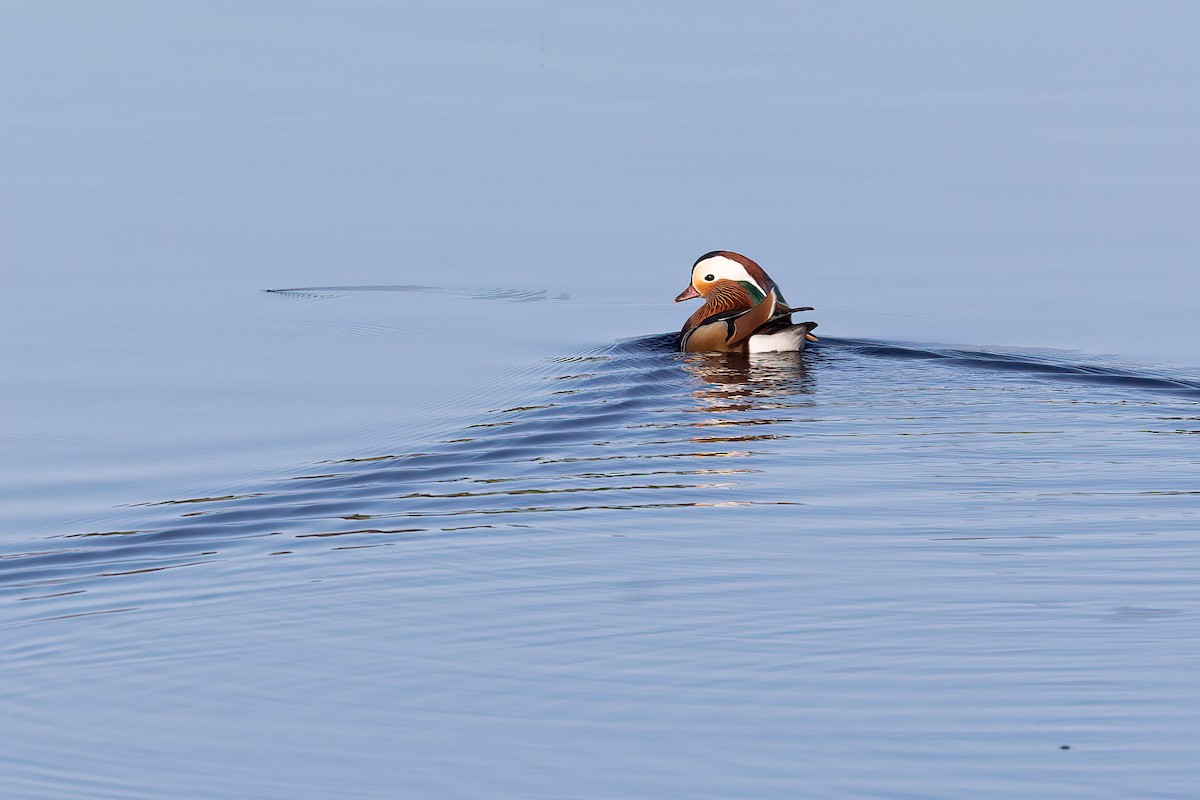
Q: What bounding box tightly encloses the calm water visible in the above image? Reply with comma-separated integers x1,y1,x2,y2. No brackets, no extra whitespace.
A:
2,3,1198,798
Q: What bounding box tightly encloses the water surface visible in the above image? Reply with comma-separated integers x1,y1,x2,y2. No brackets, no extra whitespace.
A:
2,2,1198,798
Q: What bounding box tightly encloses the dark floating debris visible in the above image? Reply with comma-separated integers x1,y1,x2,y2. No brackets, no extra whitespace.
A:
264,284,552,303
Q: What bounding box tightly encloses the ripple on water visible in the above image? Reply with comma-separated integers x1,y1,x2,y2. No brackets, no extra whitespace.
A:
2,335,1198,799
3,335,1197,597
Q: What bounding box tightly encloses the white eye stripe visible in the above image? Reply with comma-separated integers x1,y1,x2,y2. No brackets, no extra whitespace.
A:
692,256,764,295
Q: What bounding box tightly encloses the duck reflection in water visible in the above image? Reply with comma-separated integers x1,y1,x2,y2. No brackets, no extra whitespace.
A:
679,351,816,449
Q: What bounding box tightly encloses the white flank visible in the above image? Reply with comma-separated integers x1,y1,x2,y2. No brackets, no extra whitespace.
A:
747,327,809,353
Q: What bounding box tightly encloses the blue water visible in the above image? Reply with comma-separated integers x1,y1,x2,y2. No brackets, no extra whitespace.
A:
2,3,1198,798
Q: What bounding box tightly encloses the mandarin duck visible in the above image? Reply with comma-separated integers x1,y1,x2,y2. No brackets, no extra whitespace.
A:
674,251,818,353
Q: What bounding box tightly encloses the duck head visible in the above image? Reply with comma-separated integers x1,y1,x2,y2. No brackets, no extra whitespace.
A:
674,250,780,305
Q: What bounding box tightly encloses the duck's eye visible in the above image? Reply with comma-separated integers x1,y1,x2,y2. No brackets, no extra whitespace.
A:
703,274,715,282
